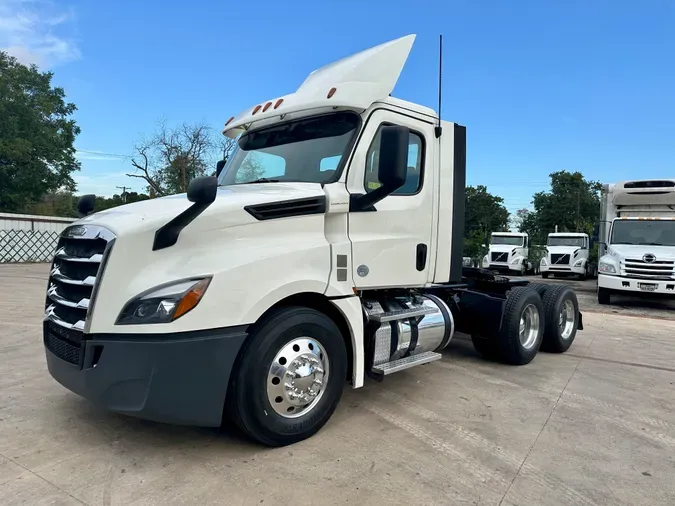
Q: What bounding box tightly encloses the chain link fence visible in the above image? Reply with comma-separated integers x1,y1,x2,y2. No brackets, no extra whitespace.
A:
0,213,74,264
0,229,62,263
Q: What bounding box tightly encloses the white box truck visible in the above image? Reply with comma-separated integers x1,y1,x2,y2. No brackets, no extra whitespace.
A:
540,232,591,280
482,232,532,275
42,35,583,446
594,179,675,304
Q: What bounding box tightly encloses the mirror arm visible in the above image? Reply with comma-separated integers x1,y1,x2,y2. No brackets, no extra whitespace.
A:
349,182,403,212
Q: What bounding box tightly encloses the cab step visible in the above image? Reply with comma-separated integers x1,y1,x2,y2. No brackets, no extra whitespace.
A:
370,306,438,322
371,351,442,375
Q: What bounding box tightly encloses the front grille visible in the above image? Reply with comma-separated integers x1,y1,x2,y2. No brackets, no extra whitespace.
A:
491,252,508,262
44,321,84,365
44,225,115,364
550,254,571,265
622,258,675,280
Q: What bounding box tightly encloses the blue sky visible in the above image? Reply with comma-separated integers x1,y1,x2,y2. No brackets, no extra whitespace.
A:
2,0,674,214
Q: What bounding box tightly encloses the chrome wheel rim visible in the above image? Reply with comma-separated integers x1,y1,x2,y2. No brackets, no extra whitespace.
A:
267,337,329,418
519,304,540,350
559,299,575,340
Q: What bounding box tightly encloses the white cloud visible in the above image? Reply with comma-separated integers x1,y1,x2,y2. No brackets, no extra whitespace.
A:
76,150,128,162
0,0,79,68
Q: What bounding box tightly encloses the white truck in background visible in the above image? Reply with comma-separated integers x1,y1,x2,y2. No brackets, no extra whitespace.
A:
594,179,675,305
482,232,532,275
540,232,591,280
41,34,584,447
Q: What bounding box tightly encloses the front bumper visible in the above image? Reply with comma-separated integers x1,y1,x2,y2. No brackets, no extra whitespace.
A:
488,263,521,273
541,264,585,275
44,323,248,427
598,274,675,295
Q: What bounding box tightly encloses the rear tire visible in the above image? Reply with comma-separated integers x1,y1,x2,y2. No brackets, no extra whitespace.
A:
528,282,549,298
540,285,579,353
227,306,347,447
598,287,611,305
495,287,545,365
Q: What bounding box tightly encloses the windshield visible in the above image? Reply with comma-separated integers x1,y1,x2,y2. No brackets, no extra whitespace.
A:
491,235,524,246
547,236,585,247
218,112,360,185
610,220,675,246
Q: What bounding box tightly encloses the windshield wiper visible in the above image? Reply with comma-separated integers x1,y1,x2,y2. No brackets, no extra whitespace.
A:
241,178,281,184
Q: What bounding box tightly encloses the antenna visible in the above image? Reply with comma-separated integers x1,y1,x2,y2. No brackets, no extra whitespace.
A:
435,34,443,138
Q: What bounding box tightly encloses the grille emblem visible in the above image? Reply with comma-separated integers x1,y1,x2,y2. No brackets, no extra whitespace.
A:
642,253,656,263
67,226,87,237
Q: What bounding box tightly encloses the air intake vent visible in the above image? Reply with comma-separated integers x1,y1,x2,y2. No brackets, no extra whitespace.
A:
245,196,326,221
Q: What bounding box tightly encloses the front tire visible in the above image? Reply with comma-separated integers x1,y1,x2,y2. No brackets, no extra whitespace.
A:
227,306,347,447
496,286,545,365
598,287,611,305
542,272,549,279
540,285,579,353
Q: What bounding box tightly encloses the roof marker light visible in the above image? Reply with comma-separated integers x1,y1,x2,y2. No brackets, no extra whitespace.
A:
263,101,272,112
225,116,234,126
327,87,337,98
252,105,262,115
274,98,284,109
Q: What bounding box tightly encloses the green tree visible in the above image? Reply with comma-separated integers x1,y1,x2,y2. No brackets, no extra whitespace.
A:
513,208,543,244
464,185,510,258
0,52,81,212
532,170,601,236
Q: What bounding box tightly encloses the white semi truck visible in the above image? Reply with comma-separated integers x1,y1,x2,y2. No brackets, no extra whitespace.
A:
482,232,532,275
594,179,675,305
540,232,591,280
42,35,583,447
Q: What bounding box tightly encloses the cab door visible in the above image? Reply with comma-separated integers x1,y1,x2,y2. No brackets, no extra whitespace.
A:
346,110,436,289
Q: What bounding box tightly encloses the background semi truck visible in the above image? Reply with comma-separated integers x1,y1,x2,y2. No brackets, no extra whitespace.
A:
42,34,583,447
540,232,591,280
594,179,675,305
482,232,533,275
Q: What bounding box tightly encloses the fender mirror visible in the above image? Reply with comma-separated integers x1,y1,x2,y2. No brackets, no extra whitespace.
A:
77,194,96,217
187,176,218,204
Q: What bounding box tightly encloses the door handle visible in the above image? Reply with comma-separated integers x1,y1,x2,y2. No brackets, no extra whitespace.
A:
416,244,427,271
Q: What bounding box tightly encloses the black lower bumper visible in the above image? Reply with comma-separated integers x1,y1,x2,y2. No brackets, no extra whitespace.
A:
44,325,248,427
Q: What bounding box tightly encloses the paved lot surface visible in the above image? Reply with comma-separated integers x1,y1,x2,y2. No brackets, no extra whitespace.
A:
1,263,675,505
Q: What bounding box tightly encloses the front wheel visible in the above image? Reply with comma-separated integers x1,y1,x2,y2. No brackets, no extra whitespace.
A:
598,287,611,305
542,272,549,279
227,306,347,447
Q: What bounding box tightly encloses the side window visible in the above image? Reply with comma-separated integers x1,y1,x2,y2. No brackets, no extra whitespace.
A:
235,152,286,182
364,126,424,195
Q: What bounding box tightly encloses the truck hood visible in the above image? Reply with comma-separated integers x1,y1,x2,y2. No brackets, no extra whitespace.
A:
546,246,583,255
489,245,521,253
607,244,675,261
77,183,326,235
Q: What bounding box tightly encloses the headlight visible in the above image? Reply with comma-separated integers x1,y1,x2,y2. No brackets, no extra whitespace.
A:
574,259,585,267
511,258,521,265
598,262,616,274
540,258,547,265
116,277,211,325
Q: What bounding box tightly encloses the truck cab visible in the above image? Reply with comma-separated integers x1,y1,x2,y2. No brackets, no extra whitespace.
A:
42,34,583,447
540,232,590,279
595,179,675,304
482,232,530,275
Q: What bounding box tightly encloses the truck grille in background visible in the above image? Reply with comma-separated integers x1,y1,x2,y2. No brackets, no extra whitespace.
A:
491,252,507,262
550,254,571,265
622,258,675,280
44,225,115,365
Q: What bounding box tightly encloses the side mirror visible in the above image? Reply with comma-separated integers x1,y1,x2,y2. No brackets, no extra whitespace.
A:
351,125,409,211
592,222,599,242
77,194,96,217
377,125,408,189
215,159,226,178
187,176,218,204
